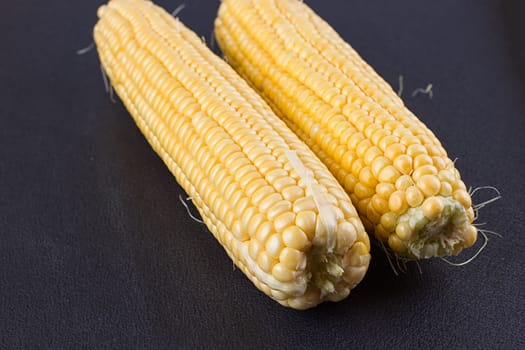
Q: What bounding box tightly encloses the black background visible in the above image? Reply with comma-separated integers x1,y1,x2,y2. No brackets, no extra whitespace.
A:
1,0,524,349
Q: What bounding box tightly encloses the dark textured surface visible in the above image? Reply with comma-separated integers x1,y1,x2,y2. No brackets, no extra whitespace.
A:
1,0,524,348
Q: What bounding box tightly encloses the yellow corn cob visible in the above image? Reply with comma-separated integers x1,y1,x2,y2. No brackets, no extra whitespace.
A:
215,0,477,259
94,0,370,309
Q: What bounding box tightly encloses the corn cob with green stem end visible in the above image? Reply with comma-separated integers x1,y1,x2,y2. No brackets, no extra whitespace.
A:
215,0,477,259
94,0,370,309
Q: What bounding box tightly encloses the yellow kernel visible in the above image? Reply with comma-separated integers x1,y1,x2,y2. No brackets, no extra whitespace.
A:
376,183,395,199
438,169,455,183
363,146,382,165
388,234,407,253
257,251,274,273
378,165,401,183
432,156,447,170
406,144,427,157
279,247,306,270
351,159,365,176
295,210,317,239
395,221,412,241
266,233,283,258
272,263,295,282
467,207,475,222
462,224,478,248
378,135,398,150
405,186,424,207
260,193,283,212
371,156,391,178
422,197,444,219
454,189,472,208
273,211,296,232
336,221,357,253
375,224,390,241
380,212,399,232
358,167,378,189
354,182,375,199
248,239,261,260
255,221,274,244
395,174,413,191
388,190,408,213
416,174,441,196
393,154,413,174
282,226,310,251
384,143,406,160
413,154,433,168
267,201,292,221
344,173,358,192
412,165,438,181
341,151,355,170
293,196,317,212
371,195,389,214
366,202,382,223
281,185,304,202
440,182,453,197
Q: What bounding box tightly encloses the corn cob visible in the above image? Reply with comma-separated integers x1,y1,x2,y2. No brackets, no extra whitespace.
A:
94,0,370,309
215,0,477,259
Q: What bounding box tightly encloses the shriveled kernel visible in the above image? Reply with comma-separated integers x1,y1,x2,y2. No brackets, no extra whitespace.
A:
395,174,413,191
273,211,296,232
395,221,412,241
388,234,407,253
388,190,408,213
272,263,295,282
416,175,441,196
266,234,283,258
393,154,413,174
454,189,472,208
422,197,444,219
279,247,306,270
406,186,424,207
380,212,399,232
283,226,310,250
257,251,274,273
412,165,438,181
378,165,401,183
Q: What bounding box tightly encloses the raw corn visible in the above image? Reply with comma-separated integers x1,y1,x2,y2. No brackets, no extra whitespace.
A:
94,0,370,309
215,0,477,259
